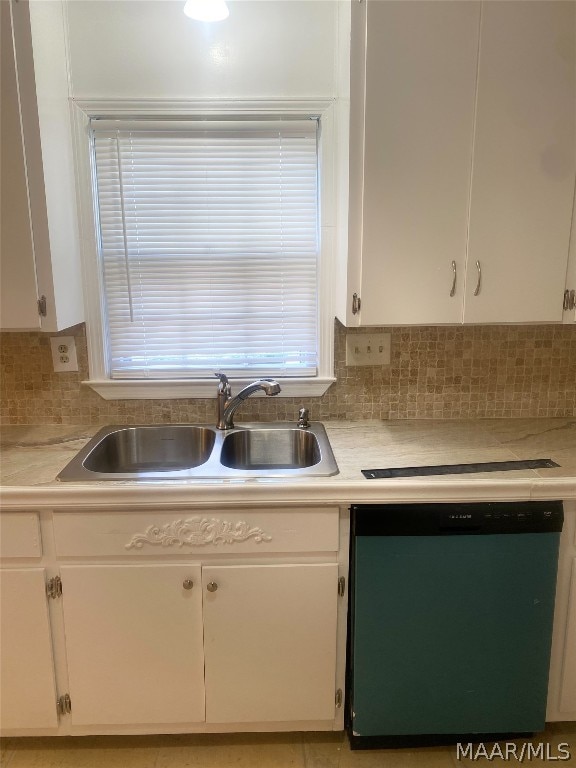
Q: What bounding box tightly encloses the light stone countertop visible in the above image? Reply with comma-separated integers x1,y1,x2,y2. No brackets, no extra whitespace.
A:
1,418,575,509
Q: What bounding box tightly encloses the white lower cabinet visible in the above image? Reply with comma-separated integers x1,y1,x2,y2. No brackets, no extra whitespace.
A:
559,558,576,713
2,501,576,734
547,501,576,721
59,562,339,728
0,568,58,730
60,564,205,726
203,564,338,724
50,504,342,733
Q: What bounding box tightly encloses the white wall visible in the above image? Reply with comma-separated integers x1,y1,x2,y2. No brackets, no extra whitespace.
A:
66,0,339,99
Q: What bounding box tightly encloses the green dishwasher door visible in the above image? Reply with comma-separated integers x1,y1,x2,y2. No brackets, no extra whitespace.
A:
351,533,560,737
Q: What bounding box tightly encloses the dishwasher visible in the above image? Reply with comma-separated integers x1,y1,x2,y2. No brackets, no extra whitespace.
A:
348,501,563,749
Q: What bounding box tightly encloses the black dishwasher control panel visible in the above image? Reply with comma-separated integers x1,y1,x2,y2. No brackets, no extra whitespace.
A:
352,501,564,536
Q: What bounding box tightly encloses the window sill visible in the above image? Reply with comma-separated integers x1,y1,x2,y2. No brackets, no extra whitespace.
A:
84,377,336,401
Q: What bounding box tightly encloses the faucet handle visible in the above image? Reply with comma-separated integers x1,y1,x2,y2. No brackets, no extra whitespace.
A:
297,407,310,429
215,372,231,394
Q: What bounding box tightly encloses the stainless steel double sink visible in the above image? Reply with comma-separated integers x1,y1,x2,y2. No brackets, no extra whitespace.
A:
57,422,339,481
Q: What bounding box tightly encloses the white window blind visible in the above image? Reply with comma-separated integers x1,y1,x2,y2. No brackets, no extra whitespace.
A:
91,118,319,379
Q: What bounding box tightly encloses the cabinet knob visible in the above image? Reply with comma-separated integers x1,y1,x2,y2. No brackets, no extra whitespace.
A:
183,579,194,590
207,581,218,592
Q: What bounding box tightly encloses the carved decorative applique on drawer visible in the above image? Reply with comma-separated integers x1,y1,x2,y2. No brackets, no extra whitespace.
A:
53,508,339,556
125,517,273,550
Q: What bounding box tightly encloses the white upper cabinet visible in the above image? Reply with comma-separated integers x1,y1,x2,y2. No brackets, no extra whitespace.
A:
0,1,39,330
342,0,576,327
563,185,576,324
465,2,576,324
347,0,481,326
0,0,83,332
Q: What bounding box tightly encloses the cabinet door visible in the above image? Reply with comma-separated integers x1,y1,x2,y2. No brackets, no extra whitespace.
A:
0,0,84,332
0,0,41,329
465,1,576,323
564,188,576,324
357,1,480,325
203,563,338,723
60,565,205,726
0,568,58,730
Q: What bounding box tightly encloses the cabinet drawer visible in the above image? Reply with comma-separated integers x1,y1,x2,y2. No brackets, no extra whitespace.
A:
0,513,42,559
53,507,339,557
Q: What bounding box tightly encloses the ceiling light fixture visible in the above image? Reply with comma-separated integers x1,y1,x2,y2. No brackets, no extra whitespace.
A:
183,0,229,22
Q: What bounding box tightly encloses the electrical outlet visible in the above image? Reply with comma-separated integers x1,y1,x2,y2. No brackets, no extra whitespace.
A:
50,336,78,372
346,332,391,367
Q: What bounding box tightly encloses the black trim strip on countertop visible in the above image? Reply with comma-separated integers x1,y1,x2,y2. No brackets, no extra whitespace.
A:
361,458,559,479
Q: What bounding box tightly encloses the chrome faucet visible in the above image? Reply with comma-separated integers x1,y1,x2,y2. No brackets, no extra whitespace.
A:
215,373,281,430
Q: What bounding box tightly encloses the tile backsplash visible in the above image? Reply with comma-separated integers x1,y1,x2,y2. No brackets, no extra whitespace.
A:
1,321,574,425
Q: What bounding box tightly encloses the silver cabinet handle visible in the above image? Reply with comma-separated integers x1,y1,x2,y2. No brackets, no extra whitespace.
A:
183,579,194,590
450,261,457,297
207,581,218,592
474,260,482,296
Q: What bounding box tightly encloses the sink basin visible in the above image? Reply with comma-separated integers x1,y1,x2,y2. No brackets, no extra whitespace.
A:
57,422,338,480
58,426,216,479
220,428,320,470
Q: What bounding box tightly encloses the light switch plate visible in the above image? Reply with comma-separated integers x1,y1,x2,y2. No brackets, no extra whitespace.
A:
346,332,391,367
50,336,78,372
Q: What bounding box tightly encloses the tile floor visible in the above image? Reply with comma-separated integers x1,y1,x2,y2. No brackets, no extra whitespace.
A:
0,724,574,768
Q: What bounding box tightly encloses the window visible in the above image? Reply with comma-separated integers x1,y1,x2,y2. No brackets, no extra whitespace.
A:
75,102,337,399
82,112,335,398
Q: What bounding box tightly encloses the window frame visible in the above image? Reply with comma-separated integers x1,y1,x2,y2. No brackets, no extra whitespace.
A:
71,99,337,399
